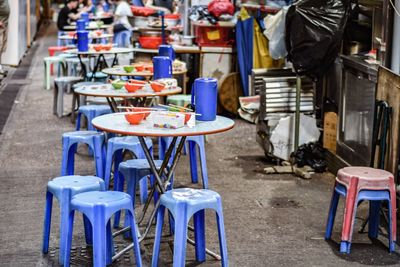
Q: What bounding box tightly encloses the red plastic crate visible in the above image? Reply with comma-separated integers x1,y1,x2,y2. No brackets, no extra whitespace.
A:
193,22,235,47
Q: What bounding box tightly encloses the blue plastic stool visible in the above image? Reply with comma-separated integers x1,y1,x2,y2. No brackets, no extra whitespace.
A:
152,188,228,267
325,183,396,253
61,131,106,178
113,30,132,47
114,159,165,229
159,135,209,188
104,136,153,190
64,191,142,267
86,72,108,82
42,175,105,265
76,105,112,131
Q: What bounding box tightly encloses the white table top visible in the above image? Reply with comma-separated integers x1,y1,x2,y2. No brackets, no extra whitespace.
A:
92,113,235,137
65,47,135,55
74,83,182,98
63,25,111,31
59,34,113,40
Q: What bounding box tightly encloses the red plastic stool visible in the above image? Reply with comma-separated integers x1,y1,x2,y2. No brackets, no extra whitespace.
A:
48,46,69,75
325,166,397,253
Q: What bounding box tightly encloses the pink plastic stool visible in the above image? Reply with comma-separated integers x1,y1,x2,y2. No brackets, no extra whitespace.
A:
48,46,69,75
325,166,397,253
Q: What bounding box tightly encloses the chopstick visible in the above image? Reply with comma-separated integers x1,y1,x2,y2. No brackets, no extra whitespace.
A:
158,104,193,112
117,106,164,111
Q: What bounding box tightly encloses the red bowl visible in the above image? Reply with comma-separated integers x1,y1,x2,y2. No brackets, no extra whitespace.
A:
164,14,180,19
131,107,151,119
135,64,144,72
150,81,165,92
138,36,163,49
93,44,103,51
68,32,76,37
125,82,144,92
124,112,145,125
102,44,112,51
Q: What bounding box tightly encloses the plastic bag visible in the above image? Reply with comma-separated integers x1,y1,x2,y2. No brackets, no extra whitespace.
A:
264,8,288,59
285,0,351,79
208,0,235,18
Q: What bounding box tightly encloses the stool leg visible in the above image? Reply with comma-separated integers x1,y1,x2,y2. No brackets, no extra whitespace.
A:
57,83,65,118
94,136,105,178
152,205,165,267
67,143,78,176
127,209,142,267
75,112,82,131
63,210,75,267
188,141,199,184
172,211,188,267
53,82,59,116
198,139,209,189
45,61,51,90
106,221,114,265
113,149,123,190
113,170,124,228
83,214,93,245
139,176,148,204
389,183,397,252
104,145,115,190
325,186,340,240
368,200,381,239
42,191,53,254
194,210,206,262
123,176,138,238
59,197,71,265
340,181,358,253
92,220,107,267
216,205,228,267
61,138,70,176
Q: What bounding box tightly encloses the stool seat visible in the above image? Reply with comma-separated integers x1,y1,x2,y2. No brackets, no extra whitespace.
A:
47,175,104,197
71,191,131,210
337,167,394,189
63,130,104,140
42,175,105,265
120,158,162,170
162,188,219,207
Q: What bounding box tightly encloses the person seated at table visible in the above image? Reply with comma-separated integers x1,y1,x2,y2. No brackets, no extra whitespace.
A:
57,0,84,30
112,0,133,33
144,0,177,14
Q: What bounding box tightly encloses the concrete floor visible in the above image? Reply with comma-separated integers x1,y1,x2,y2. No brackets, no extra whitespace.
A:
0,23,399,267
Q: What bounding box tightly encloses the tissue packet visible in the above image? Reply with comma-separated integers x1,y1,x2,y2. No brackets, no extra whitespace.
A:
152,112,185,129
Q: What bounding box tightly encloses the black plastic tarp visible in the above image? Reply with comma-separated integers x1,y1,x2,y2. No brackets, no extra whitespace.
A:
285,0,351,79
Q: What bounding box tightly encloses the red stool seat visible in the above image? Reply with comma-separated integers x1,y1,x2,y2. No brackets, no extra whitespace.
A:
325,166,397,253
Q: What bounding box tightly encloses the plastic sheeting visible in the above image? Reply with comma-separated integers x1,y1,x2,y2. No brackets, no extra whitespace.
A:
285,0,351,78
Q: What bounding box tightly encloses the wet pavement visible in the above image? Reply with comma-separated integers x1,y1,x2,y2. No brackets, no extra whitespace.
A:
0,23,399,267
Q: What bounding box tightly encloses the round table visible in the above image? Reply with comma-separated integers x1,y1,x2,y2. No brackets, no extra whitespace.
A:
92,113,234,257
92,113,234,137
65,47,135,80
102,66,187,79
74,83,182,111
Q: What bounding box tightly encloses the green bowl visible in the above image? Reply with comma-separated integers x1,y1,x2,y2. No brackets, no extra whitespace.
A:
123,66,135,73
111,82,125,90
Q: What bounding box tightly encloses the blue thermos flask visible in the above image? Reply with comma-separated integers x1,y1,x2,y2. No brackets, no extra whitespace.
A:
158,45,176,61
76,19,86,31
191,78,218,121
153,56,172,80
77,31,89,52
